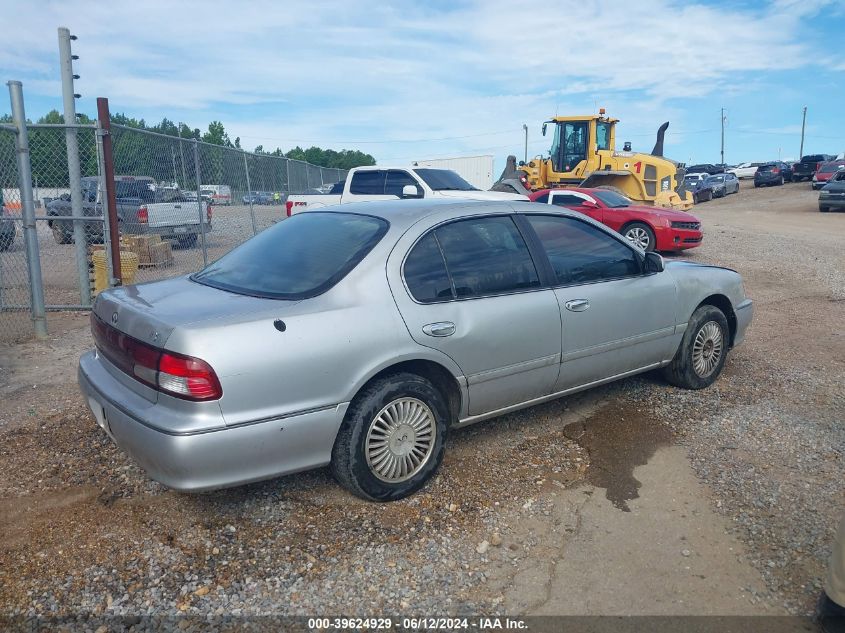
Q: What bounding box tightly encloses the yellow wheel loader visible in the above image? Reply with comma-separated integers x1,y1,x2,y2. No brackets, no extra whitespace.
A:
503,111,693,210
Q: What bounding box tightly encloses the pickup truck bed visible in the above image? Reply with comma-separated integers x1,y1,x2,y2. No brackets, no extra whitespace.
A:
47,176,212,246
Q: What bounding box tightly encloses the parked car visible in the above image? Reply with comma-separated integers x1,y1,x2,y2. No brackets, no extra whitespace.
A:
754,162,789,187
528,187,702,253
793,154,836,182
705,173,739,197
684,173,715,203
819,168,845,213
686,164,722,175
79,200,752,499
813,161,845,190
47,176,212,247
0,192,16,251
183,191,198,202
285,166,525,215
242,191,274,205
728,162,763,179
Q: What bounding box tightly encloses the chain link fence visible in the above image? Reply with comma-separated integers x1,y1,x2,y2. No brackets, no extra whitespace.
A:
1,113,348,344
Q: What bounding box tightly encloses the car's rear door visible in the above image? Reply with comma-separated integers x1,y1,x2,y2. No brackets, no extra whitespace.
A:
523,213,677,390
388,213,562,416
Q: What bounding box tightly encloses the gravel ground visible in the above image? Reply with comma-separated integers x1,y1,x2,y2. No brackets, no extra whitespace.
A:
0,181,842,619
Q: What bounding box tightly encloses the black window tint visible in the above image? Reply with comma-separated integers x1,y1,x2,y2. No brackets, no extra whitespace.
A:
533,193,549,204
527,215,640,285
192,212,388,300
349,170,385,195
435,216,539,297
385,170,420,197
550,194,586,207
404,233,453,302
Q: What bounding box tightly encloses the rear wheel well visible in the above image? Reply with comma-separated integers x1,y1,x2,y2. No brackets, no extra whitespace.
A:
697,294,737,346
356,360,462,424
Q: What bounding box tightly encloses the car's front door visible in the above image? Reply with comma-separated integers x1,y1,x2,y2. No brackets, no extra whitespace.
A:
390,214,562,416
524,213,678,390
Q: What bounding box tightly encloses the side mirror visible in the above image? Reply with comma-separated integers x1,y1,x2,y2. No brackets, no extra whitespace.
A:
402,185,422,199
644,251,664,273
581,200,599,209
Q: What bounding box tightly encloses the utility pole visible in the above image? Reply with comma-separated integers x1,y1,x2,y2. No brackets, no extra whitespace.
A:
522,124,528,163
720,107,726,165
799,106,807,158
58,26,91,306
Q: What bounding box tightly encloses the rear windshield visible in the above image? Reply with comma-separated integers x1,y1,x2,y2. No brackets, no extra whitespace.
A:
192,212,389,300
415,169,479,191
819,163,843,173
757,164,776,172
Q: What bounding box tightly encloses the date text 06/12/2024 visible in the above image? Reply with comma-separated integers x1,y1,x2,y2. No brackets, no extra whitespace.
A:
307,617,528,630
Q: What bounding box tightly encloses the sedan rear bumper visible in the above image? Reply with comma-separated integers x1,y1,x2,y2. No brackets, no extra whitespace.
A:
820,198,845,210
78,351,349,491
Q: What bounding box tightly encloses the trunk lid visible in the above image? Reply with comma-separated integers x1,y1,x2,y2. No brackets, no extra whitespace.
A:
143,201,205,227
92,276,301,400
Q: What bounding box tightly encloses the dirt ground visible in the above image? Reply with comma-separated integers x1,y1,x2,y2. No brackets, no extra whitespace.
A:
0,181,842,619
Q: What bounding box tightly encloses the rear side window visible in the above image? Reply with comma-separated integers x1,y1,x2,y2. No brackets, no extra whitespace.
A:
527,215,640,285
404,233,453,302
532,193,549,204
435,216,540,298
192,212,388,300
349,171,385,195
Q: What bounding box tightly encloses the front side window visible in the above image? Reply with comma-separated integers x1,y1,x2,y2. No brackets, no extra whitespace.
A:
349,170,386,195
192,212,388,300
592,190,632,208
550,193,589,207
527,215,641,285
385,170,420,197
435,216,540,298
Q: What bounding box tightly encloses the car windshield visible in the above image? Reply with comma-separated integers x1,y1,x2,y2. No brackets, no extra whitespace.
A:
192,212,389,300
819,164,841,173
414,169,479,191
591,190,631,208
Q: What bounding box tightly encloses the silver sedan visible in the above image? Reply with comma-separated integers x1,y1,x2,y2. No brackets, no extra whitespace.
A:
79,200,753,500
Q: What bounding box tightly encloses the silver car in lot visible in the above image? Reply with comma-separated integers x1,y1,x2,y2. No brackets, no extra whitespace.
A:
79,200,753,500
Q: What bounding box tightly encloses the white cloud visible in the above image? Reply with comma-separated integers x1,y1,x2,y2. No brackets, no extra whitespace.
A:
0,0,830,161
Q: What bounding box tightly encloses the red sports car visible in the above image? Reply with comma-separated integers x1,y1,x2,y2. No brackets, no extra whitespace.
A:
528,187,703,253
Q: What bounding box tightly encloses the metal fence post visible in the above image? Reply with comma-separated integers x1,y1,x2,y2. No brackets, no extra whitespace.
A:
8,81,48,339
193,140,208,267
285,159,291,194
58,27,92,306
242,152,257,235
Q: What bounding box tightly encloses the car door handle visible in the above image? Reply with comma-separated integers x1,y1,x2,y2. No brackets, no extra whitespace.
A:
422,322,456,337
564,299,590,312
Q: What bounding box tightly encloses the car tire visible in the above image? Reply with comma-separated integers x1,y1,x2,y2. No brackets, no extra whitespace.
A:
779,177,784,186
663,305,730,390
331,372,449,501
622,222,656,252
51,220,72,244
176,234,198,248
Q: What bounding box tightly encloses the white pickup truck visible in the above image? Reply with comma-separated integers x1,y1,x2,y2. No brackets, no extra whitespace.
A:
284,166,526,215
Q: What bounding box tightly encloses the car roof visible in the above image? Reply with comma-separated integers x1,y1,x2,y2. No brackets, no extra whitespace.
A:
311,198,594,233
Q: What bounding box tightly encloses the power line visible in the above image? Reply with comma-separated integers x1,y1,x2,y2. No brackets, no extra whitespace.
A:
237,128,525,145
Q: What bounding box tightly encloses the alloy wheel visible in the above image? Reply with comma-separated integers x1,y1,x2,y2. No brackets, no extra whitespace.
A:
625,227,651,250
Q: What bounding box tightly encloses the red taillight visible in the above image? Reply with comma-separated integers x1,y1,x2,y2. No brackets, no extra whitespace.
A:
285,200,293,217
91,314,222,401
206,203,212,222
137,206,148,223
158,352,222,401
772,168,780,174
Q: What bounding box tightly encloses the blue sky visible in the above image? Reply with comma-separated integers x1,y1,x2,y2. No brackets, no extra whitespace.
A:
2,0,844,173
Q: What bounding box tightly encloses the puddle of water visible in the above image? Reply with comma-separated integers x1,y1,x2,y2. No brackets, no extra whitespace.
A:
563,403,672,512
